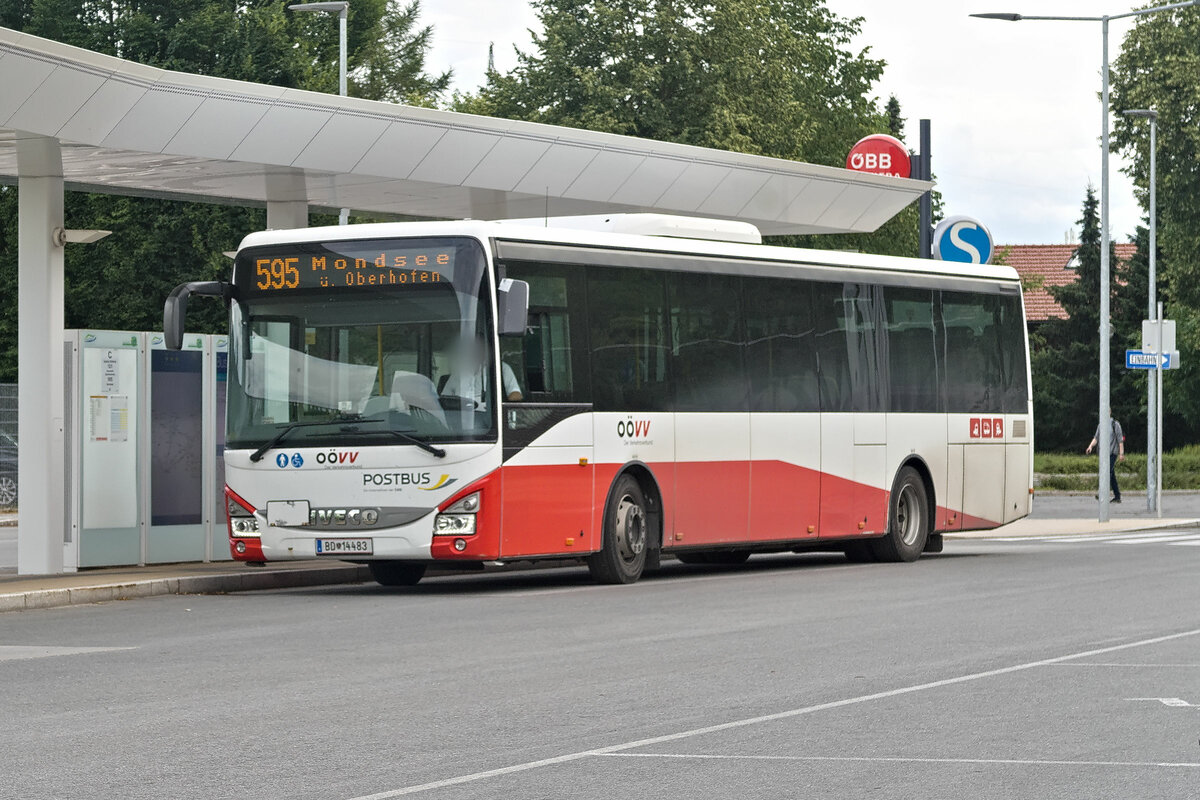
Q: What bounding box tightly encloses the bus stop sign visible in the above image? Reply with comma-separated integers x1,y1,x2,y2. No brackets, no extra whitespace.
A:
933,215,994,265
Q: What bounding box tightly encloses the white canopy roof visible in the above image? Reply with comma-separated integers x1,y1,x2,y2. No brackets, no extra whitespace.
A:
0,26,931,235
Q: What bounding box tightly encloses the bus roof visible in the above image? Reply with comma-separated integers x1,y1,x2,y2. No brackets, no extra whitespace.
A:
237,218,1022,286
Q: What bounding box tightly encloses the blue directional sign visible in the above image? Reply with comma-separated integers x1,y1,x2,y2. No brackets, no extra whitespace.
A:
1126,350,1172,369
933,215,994,265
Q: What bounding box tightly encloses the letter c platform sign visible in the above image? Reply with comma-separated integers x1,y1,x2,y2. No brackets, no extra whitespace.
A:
933,215,994,265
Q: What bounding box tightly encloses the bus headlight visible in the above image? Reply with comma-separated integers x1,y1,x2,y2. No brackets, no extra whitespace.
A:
231,516,260,536
434,492,479,536
226,490,260,537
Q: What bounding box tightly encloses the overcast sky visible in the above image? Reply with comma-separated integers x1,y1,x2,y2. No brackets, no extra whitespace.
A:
421,1,1148,246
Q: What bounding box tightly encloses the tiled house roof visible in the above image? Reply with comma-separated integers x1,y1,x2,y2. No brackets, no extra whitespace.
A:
998,243,1138,322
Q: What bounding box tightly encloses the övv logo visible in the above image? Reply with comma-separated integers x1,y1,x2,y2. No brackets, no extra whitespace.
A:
617,417,652,444
969,417,1004,439
315,450,359,466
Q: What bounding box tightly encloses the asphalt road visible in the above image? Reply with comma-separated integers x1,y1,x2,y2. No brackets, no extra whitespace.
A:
3,533,1199,799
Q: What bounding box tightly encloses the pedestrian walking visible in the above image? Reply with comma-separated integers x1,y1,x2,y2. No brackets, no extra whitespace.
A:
1085,418,1125,503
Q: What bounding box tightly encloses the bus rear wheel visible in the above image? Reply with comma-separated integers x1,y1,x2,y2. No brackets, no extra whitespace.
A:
587,474,648,584
871,466,929,563
369,561,426,587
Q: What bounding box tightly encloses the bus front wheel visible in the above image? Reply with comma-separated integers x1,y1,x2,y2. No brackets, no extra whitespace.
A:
587,474,648,584
369,561,426,587
871,466,929,563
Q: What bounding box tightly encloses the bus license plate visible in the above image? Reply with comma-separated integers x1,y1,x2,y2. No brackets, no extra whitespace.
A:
315,538,373,555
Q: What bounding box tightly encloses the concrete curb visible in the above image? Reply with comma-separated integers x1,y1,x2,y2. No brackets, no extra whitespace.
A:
0,564,372,614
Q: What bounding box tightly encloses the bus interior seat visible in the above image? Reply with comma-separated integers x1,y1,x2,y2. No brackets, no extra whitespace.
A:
390,371,447,425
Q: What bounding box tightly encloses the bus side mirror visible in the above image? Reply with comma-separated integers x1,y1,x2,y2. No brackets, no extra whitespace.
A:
496,278,529,337
164,281,228,350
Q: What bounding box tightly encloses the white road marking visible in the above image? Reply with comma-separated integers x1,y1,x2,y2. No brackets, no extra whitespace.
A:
1113,533,1200,544
0,645,135,662
1048,662,1200,668
1127,697,1199,707
345,626,1200,799
597,752,1200,768
983,531,1200,545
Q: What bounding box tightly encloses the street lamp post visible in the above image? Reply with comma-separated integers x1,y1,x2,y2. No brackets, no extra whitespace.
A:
290,1,350,225
1123,109,1158,515
972,0,1198,523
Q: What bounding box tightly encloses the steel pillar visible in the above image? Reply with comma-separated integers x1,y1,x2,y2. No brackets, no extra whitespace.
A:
16,134,66,575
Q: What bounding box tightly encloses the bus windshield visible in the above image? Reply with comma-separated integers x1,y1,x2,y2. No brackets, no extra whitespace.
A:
226,236,496,450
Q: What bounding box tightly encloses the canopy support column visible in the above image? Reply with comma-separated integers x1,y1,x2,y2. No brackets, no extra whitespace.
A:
16,134,66,575
265,168,308,230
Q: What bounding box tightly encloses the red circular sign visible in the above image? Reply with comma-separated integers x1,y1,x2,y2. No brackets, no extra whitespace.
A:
845,134,911,178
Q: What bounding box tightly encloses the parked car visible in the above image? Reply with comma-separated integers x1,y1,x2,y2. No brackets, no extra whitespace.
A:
0,430,15,508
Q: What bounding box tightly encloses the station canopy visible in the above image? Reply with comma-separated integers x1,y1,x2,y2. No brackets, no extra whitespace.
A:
0,26,931,236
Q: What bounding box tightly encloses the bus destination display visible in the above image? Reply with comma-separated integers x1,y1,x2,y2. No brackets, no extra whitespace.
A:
240,245,455,292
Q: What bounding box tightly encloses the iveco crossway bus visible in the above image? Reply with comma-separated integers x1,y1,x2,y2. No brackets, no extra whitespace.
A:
164,214,1033,586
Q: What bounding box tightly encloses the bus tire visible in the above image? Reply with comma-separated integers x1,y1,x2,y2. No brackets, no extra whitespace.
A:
871,466,929,563
587,474,648,584
369,561,426,587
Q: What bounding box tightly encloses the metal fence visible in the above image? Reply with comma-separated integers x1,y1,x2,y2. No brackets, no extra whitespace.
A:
0,383,14,509
0,383,13,439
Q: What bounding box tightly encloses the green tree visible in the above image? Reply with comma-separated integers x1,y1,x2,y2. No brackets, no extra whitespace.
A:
0,0,448,381
455,0,925,256
1031,187,1143,451
1110,6,1200,444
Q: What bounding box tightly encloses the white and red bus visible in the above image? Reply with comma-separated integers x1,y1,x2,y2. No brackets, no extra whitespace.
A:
164,214,1033,586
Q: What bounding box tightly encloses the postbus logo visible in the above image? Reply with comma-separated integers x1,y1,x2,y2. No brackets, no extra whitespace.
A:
969,418,1004,439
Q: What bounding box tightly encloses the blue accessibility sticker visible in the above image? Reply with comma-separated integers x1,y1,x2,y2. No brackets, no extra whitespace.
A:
276,453,289,468
291,453,304,468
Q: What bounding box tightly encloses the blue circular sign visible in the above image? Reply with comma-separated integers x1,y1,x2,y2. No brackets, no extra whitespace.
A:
291,453,304,468
275,453,289,468
933,215,994,265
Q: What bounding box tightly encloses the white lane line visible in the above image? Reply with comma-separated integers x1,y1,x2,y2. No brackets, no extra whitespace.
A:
1113,533,1200,544
1168,540,1200,546
1047,662,1200,668
596,752,1200,768
986,532,1200,545
344,626,1200,799
0,645,135,662
986,534,1149,543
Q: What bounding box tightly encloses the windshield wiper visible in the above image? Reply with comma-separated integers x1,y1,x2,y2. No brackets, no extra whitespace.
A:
248,414,370,462
248,416,447,461
350,428,446,458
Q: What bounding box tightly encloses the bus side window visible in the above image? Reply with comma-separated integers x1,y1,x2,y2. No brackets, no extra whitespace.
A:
884,287,941,413
499,262,588,402
942,291,1005,413
744,277,818,412
587,266,670,412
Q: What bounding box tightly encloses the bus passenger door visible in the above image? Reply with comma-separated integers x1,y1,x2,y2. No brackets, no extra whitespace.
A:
500,405,595,558
818,414,858,536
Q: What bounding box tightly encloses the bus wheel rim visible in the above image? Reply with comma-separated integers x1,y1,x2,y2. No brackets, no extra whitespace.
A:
897,484,922,547
0,477,14,505
615,494,646,562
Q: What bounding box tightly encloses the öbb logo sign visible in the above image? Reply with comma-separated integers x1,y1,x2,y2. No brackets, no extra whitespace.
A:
969,418,1004,439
